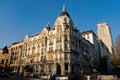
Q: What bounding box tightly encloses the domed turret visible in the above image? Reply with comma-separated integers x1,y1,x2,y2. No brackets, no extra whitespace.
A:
59,5,70,17
54,5,75,29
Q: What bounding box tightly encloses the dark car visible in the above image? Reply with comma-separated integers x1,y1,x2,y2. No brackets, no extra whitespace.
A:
49,74,57,80
0,72,8,77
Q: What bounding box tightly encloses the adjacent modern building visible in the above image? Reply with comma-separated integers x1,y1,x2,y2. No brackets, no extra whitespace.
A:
97,39,112,73
81,30,100,69
97,22,114,55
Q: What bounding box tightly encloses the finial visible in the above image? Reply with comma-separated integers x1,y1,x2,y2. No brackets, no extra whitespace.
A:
47,21,50,27
62,4,66,11
46,21,50,29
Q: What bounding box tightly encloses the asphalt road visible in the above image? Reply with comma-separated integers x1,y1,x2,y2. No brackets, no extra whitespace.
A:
0,76,41,80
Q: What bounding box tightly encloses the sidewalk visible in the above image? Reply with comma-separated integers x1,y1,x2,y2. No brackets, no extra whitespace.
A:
0,76,42,80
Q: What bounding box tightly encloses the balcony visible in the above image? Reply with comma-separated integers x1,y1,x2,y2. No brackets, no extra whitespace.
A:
56,40,62,43
46,60,54,63
64,49,70,53
49,42,53,45
55,58,63,61
64,39,70,43
55,49,63,52
48,50,53,53
64,59,69,62
64,53,69,61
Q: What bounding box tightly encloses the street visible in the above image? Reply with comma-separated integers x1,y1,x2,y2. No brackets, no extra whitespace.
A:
0,74,120,80
0,76,41,80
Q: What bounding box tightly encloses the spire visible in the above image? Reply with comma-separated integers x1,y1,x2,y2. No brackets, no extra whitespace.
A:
45,21,50,30
62,4,66,12
46,21,50,27
59,4,70,17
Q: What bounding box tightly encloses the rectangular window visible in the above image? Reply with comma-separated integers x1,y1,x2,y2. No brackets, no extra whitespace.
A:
64,53,68,59
65,44,68,50
49,47,53,52
56,37,62,42
65,62,68,70
41,56,44,62
57,54,60,60
49,40,53,45
64,35,68,41
41,42,44,46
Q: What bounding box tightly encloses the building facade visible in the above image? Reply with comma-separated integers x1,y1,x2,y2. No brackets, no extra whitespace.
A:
8,6,95,76
9,41,23,73
81,30,113,73
97,39,112,73
0,46,10,72
0,6,114,76
81,30,100,69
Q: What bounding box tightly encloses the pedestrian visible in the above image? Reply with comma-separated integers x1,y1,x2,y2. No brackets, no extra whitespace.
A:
80,70,86,80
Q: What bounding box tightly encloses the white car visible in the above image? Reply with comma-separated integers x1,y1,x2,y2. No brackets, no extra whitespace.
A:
97,75,118,80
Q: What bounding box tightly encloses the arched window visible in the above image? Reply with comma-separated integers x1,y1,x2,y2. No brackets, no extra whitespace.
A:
1,59,4,64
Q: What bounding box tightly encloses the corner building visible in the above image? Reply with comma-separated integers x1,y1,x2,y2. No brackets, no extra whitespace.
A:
8,6,105,76
18,6,85,75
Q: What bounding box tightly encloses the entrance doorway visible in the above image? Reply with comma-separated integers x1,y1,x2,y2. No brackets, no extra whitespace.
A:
56,64,61,75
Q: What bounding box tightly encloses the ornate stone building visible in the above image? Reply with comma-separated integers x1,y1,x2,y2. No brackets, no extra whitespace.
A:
9,41,23,73
0,46,10,72
8,6,95,76
5,6,113,76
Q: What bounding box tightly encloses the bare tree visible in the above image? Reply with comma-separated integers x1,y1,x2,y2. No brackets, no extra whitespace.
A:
115,34,120,56
114,34,120,66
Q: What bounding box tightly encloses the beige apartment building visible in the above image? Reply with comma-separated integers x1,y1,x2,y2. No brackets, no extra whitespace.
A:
8,6,94,76
1,6,113,76
0,46,10,72
9,41,23,73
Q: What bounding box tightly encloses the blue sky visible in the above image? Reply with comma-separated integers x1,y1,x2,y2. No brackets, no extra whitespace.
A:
0,0,120,48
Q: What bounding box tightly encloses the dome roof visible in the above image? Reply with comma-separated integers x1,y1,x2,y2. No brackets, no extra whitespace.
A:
59,11,70,17
59,5,70,17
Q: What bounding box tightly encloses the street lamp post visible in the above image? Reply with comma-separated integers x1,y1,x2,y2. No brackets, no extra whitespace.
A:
90,56,96,74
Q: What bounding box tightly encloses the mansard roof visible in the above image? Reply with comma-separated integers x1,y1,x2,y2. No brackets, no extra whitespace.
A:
81,30,97,36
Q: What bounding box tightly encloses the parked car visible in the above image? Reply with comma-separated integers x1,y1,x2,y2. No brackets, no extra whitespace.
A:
97,75,118,80
0,72,8,77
